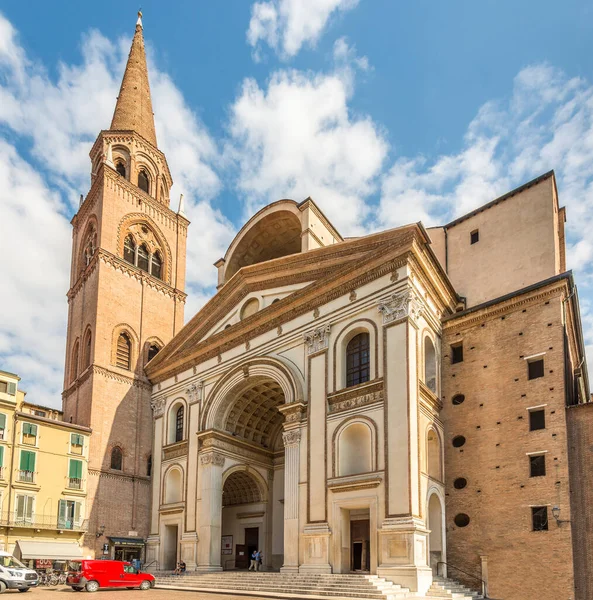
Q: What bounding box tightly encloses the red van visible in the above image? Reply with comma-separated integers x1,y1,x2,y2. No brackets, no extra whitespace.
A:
66,560,154,592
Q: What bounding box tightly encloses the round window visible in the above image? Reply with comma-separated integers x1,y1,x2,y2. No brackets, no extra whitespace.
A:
453,478,467,489
454,513,470,527
452,394,465,405
452,435,466,448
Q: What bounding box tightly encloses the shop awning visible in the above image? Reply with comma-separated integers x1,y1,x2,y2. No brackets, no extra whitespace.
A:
15,541,84,561
108,537,145,547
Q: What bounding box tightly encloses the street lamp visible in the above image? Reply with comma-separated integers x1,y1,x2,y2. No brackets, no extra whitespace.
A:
551,506,570,527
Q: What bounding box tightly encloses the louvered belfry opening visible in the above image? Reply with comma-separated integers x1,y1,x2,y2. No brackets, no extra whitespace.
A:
116,333,132,369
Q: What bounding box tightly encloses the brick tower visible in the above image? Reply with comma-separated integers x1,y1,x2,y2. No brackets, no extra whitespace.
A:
62,12,189,559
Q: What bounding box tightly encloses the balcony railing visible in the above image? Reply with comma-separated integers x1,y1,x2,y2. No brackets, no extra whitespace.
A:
68,478,83,490
17,470,35,483
0,512,88,531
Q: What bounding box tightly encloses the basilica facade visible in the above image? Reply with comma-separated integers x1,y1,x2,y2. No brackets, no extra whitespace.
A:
63,15,593,600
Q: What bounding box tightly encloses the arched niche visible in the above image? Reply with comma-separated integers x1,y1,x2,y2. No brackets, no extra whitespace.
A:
164,466,183,504
424,334,437,393
336,419,376,477
427,428,442,481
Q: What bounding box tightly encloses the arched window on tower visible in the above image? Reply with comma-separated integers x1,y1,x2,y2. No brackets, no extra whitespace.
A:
116,333,132,370
150,251,162,280
70,341,80,383
346,332,370,388
110,447,123,471
115,161,126,178
83,329,92,370
175,405,184,443
82,228,97,269
123,235,136,265
138,170,150,194
137,244,149,272
147,344,160,363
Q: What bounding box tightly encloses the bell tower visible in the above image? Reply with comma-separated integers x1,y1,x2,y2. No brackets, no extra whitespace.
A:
62,12,189,558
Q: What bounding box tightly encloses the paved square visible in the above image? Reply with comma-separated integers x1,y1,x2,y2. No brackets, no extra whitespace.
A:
14,588,269,600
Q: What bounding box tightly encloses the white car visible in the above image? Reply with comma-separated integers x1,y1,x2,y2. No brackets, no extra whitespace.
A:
0,553,38,592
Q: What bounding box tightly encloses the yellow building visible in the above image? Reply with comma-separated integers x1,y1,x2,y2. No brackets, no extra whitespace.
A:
0,370,90,565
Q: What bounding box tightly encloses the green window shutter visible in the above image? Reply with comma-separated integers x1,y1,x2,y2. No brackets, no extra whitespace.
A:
7,383,16,396
20,451,35,472
16,495,24,519
19,451,28,471
0,414,6,430
69,460,82,479
0,446,4,467
22,424,30,436
71,434,83,447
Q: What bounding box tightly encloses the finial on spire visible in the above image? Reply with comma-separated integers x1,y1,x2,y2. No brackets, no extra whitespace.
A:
137,10,143,28
177,194,186,217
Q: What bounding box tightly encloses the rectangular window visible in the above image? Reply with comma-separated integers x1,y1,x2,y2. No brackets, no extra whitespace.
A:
68,460,83,489
0,414,6,441
18,450,36,482
15,495,34,524
470,230,479,244
70,433,84,455
0,382,6,394
532,506,548,531
7,383,16,396
22,422,37,446
528,359,545,380
33,410,46,417
58,499,82,530
529,410,546,431
529,454,546,477
0,446,4,476
451,343,464,364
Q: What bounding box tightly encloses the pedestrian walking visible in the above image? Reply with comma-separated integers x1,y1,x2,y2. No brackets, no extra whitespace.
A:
255,550,263,572
248,550,257,571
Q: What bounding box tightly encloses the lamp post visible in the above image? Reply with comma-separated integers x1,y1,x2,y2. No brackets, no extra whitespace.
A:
551,506,570,527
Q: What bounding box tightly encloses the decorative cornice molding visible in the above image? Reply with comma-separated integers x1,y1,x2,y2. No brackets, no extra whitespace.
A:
163,441,188,461
377,288,424,325
303,324,331,355
327,380,384,414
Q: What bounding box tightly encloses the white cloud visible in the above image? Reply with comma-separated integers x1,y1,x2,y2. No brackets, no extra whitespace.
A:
226,48,387,234
0,13,232,406
378,62,593,367
248,0,359,60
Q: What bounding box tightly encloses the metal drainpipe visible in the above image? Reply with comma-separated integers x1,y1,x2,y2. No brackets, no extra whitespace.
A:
6,409,18,536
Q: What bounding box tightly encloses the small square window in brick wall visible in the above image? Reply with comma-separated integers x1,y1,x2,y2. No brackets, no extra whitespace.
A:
528,359,544,380
530,410,546,431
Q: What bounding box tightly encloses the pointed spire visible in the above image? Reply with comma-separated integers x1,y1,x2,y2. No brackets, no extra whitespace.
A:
110,11,157,146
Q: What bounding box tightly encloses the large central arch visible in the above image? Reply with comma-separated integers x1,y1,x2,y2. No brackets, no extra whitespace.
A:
198,357,304,573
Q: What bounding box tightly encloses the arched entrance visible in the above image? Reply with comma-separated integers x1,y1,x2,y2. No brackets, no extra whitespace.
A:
428,492,445,574
198,365,301,573
222,469,268,570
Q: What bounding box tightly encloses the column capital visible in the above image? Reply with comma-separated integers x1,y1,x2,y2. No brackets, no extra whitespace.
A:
199,452,225,467
282,429,301,447
377,288,424,325
150,397,166,418
187,380,204,405
303,324,331,354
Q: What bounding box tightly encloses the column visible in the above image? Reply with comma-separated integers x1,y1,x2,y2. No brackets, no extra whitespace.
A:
197,451,225,572
281,429,301,573
376,286,432,595
300,325,331,574
181,382,202,570
146,397,165,568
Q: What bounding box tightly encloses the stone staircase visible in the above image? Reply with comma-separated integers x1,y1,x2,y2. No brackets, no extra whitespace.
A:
156,572,411,599
426,576,484,599
155,572,485,599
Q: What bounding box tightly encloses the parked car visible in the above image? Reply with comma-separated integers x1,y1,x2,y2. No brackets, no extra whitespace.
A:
0,551,38,592
66,560,154,592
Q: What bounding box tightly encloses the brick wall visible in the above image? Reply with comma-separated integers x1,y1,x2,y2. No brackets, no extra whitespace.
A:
441,285,575,600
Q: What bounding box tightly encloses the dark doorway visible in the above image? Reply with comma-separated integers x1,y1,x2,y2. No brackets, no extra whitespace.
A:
235,545,249,569
245,527,259,563
350,518,370,572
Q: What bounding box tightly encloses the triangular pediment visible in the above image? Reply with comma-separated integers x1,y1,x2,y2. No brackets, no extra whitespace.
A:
146,223,454,383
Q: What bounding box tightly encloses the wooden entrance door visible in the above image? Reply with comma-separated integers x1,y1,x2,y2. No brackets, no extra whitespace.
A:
350,519,370,572
235,544,249,569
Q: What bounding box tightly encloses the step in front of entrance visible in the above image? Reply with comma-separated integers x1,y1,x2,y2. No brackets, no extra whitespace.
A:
155,573,412,600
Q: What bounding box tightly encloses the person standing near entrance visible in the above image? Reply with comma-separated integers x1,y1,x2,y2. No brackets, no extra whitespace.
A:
255,550,263,572
248,551,257,571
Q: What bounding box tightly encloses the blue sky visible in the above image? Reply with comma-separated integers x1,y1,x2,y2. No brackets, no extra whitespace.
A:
1,0,593,406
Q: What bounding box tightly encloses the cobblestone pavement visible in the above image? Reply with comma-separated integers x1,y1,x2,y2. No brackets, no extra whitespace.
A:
11,587,273,600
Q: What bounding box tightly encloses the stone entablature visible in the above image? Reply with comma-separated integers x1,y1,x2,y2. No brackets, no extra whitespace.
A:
162,440,188,461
